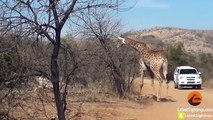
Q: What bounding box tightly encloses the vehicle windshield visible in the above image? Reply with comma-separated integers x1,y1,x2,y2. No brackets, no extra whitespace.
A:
180,69,197,74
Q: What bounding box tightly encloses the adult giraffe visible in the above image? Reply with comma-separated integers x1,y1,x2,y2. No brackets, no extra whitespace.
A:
117,37,168,101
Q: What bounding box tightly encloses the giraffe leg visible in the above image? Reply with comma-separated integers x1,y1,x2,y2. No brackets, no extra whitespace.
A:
157,80,163,102
149,70,157,95
166,82,169,96
139,69,144,94
151,78,157,96
162,59,168,97
151,69,163,102
139,59,146,94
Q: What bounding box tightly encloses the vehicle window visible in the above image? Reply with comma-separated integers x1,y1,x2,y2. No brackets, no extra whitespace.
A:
180,69,197,74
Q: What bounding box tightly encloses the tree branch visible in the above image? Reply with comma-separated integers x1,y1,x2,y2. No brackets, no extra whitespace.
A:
49,0,60,28
59,0,78,29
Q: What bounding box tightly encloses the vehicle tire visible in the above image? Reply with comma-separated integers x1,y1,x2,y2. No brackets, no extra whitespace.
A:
178,84,182,89
174,83,178,89
193,86,196,89
197,85,202,89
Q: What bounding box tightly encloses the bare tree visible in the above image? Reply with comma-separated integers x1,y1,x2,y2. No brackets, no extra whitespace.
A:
78,9,127,97
0,0,125,119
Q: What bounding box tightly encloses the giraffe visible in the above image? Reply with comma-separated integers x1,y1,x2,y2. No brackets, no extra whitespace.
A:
117,37,168,101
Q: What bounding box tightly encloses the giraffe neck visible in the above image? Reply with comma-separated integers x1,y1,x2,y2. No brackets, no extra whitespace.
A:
125,37,149,54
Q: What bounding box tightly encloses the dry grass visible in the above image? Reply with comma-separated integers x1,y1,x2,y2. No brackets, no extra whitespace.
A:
0,81,122,120
2,77,207,119
0,88,57,120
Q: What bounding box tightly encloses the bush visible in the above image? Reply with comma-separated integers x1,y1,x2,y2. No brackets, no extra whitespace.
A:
167,43,188,72
0,36,22,88
167,43,213,86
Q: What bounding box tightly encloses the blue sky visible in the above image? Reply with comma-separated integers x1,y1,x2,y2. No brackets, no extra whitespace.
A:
118,0,213,31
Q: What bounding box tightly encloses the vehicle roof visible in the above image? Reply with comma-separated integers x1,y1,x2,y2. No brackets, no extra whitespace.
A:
176,66,197,69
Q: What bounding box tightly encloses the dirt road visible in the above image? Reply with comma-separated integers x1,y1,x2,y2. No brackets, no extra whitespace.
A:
133,78,213,120
76,78,213,120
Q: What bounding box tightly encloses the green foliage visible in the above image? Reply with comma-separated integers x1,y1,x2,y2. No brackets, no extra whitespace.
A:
167,43,188,71
167,43,213,82
191,53,213,81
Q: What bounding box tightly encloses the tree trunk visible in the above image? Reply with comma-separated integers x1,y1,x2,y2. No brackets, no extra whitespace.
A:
111,64,125,97
51,31,66,120
108,53,125,97
112,71,124,97
101,43,125,97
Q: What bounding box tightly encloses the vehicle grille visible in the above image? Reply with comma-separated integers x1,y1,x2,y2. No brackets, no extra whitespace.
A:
186,77,195,80
187,81,195,83
187,77,195,83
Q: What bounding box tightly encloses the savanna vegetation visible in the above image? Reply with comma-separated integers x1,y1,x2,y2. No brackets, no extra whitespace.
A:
1,30,213,119
0,0,213,120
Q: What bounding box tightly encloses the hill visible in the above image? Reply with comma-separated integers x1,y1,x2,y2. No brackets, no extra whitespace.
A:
127,27,213,54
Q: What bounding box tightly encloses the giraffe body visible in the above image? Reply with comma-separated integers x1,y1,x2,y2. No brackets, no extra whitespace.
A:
118,37,168,101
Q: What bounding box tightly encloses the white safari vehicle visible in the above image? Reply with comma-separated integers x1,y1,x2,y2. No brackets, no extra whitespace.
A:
174,66,202,89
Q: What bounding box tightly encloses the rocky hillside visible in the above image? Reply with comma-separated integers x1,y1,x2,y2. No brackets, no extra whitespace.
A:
127,27,213,54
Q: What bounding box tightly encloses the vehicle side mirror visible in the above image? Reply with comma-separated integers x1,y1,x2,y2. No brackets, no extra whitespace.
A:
174,72,178,75
198,72,201,75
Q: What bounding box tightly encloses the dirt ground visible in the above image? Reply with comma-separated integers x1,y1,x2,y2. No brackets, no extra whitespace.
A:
73,78,213,120
2,78,213,120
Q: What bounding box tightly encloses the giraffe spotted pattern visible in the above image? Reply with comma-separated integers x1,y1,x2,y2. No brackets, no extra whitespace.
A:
118,37,168,101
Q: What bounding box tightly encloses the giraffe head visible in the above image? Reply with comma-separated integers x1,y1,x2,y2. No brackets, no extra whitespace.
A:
117,37,126,48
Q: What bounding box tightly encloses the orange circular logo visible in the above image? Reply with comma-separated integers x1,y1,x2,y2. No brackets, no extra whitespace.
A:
187,91,202,106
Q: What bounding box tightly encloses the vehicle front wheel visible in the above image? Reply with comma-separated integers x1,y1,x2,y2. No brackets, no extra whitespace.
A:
174,83,178,89
197,85,202,89
178,84,182,89
193,86,196,89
